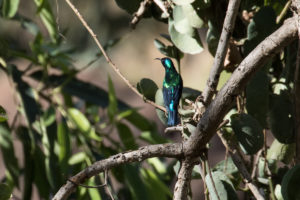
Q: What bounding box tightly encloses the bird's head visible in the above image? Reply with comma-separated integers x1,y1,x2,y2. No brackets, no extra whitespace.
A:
155,57,174,70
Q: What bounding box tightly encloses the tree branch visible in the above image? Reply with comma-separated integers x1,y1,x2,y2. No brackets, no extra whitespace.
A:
202,0,241,105
173,158,197,200
217,131,264,200
292,0,300,164
64,0,166,113
184,16,298,157
52,143,183,200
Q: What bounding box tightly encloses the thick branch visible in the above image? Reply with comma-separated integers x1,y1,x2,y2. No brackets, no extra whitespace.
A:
173,158,197,200
202,0,241,104
52,143,183,200
184,16,298,157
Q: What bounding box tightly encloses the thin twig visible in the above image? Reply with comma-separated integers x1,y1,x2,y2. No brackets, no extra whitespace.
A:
165,126,183,133
131,0,152,28
251,149,263,179
64,0,166,112
201,153,221,200
217,131,264,200
276,0,292,24
202,0,241,105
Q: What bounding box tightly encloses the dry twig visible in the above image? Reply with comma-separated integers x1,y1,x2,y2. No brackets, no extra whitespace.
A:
64,0,166,112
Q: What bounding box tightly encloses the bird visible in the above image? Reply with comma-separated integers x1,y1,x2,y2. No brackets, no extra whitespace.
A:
157,57,183,126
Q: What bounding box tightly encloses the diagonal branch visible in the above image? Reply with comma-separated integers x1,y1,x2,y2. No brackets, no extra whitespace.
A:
64,0,166,112
202,0,241,105
217,131,264,200
52,143,183,200
184,16,298,157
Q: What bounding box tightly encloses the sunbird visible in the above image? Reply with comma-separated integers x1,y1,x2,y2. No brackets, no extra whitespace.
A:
157,57,183,126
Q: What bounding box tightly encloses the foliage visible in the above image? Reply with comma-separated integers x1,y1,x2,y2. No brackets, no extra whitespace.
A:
0,0,298,199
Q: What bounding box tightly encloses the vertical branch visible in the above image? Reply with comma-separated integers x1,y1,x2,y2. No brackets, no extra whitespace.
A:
292,0,300,164
173,159,196,200
202,0,241,105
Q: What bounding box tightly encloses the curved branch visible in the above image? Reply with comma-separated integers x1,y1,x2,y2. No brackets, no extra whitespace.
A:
64,0,166,112
184,16,298,157
52,143,183,200
202,0,241,104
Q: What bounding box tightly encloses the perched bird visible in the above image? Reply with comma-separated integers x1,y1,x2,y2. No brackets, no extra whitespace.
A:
157,57,183,126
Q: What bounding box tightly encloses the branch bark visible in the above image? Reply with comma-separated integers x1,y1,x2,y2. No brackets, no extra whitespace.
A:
52,143,183,200
202,0,241,104
173,158,197,200
184,16,298,157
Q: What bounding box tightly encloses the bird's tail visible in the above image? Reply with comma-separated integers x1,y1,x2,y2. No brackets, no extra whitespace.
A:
167,109,180,127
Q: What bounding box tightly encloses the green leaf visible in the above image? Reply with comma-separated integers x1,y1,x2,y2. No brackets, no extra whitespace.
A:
0,123,19,187
244,6,276,55
30,71,130,110
9,65,39,125
2,0,19,18
182,87,202,101
246,69,269,128
121,110,155,131
17,127,34,200
173,0,195,5
124,165,150,200
281,165,300,200
168,17,203,54
57,120,71,172
0,105,7,122
155,89,167,125
33,0,57,42
88,177,102,200
139,131,169,144
141,169,171,200
147,158,167,175
269,90,295,143
117,123,138,150
114,0,143,14
267,139,295,165
231,113,264,155
33,147,50,197
108,76,118,121
0,183,12,200
213,157,239,177
137,78,158,101
205,171,238,200
206,20,220,56
154,39,183,59
217,71,232,90
43,106,56,127
67,108,102,142
68,152,88,165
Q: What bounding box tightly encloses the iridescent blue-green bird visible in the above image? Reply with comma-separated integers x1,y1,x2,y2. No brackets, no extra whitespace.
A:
157,57,183,126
